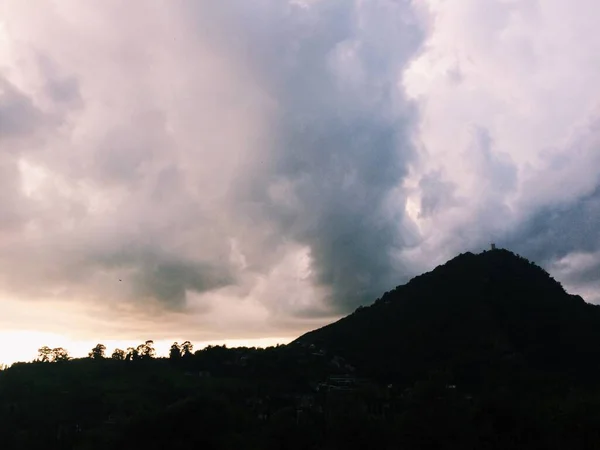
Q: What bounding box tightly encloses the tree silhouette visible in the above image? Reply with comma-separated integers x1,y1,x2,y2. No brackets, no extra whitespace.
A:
136,340,155,360
126,347,139,361
52,347,70,362
89,343,106,360
37,347,71,363
169,342,182,361
37,346,52,363
111,348,126,361
181,341,194,358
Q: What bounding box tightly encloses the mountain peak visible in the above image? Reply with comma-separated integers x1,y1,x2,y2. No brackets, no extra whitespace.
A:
295,249,600,387
373,248,567,310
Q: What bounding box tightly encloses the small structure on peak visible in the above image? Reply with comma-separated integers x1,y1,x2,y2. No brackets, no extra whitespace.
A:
490,243,496,251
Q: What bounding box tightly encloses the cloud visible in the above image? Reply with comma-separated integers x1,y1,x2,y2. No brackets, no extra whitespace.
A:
0,77,46,139
503,184,600,264
0,0,425,341
548,251,600,304
2,0,600,351
418,170,459,218
400,0,600,297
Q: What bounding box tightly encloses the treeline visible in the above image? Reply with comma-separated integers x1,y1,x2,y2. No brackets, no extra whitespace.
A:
29,340,312,377
33,340,218,363
33,340,163,363
22,341,339,397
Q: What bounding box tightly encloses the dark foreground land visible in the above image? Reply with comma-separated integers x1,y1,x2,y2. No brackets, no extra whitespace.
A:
3,249,600,449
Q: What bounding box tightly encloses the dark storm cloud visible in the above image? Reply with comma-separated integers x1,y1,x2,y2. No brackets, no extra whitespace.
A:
418,171,459,218
227,0,424,312
559,259,600,289
496,175,600,303
132,258,233,308
502,184,600,264
88,244,235,309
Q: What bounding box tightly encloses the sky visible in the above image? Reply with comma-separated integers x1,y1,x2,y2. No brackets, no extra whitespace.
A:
1,0,599,364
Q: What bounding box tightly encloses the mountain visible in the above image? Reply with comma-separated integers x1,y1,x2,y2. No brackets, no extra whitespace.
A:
294,249,600,390
4,248,600,449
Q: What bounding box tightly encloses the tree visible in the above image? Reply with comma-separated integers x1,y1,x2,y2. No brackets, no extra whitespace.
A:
126,347,139,361
38,346,70,362
169,342,182,361
89,343,106,360
136,340,155,360
181,341,194,358
37,346,53,363
112,348,126,361
52,347,70,362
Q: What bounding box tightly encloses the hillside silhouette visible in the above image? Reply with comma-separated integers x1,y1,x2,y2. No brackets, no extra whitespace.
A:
3,248,600,449
295,248,600,388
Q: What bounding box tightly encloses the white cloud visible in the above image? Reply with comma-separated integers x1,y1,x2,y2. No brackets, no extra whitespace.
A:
403,0,600,274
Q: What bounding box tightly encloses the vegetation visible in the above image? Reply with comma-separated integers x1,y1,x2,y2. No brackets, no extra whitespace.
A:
88,344,106,360
37,346,71,363
2,249,600,449
297,249,600,387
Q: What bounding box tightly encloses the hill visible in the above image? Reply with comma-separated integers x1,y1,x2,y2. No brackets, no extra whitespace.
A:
294,248,600,390
4,248,600,449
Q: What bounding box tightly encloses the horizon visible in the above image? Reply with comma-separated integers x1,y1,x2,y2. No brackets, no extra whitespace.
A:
0,246,577,367
0,333,293,367
2,1,600,365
